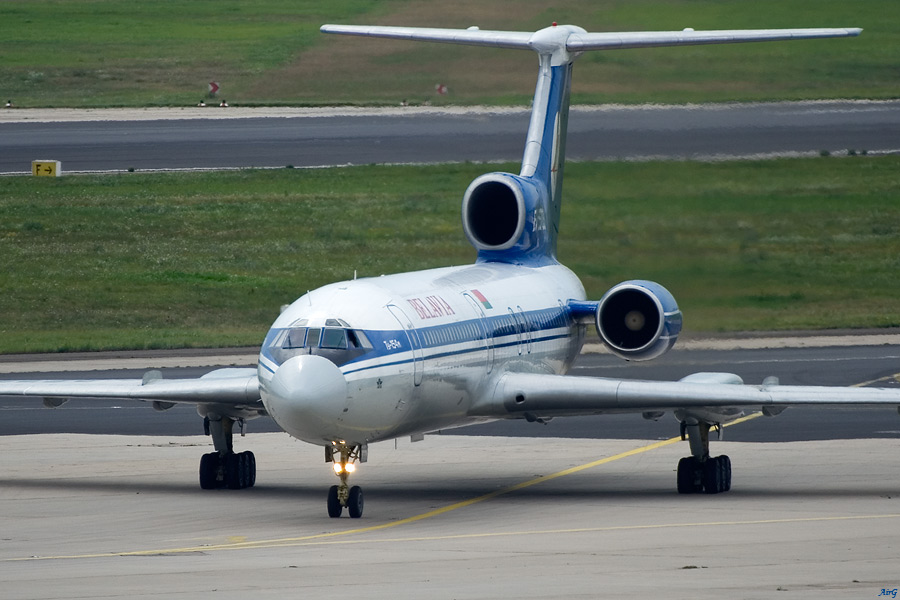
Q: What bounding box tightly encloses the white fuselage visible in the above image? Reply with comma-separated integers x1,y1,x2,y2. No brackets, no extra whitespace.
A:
257,261,587,446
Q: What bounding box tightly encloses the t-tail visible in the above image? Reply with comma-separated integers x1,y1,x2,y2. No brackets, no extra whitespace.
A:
321,23,860,266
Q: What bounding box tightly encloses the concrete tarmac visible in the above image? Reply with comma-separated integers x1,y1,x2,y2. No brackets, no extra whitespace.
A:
2,432,898,599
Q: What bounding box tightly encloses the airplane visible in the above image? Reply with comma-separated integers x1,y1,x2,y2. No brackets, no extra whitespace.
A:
1,22,894,520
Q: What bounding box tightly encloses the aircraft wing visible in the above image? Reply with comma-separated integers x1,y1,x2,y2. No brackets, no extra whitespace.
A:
470,371,900,420
0,367,261,407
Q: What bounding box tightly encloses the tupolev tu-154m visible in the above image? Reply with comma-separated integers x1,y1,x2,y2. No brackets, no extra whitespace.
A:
1,22,893,519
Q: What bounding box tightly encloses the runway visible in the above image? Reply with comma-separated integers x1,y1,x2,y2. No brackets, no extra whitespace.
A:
2,343,900,597
2,433,898,599
2,101,899,173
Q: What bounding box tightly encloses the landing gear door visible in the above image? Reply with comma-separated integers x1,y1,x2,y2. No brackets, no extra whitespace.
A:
387,304,424,386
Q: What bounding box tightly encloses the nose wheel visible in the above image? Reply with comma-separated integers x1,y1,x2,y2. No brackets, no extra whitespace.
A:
326,443,365,518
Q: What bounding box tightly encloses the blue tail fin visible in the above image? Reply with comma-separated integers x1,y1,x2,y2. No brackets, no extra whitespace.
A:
320,23,861,264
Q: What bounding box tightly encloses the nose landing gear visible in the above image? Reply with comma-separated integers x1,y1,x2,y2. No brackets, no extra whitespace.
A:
326,443,366,518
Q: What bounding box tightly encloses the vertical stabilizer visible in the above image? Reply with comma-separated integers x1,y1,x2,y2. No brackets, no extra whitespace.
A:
320,24,860,263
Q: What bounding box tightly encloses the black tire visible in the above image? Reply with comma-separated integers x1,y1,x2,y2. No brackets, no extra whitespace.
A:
224,452,245,489
327,485,343,518
347,486,364,519
199,452,220,490
719,455,732,492
244,451,257,488
677,456,701,494
703,457,724,494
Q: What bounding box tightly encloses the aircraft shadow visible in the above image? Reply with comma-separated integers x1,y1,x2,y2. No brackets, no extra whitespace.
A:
1,477,895,501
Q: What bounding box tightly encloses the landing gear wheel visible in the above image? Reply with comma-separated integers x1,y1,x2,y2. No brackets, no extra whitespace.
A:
201,415,256,491
347,485,364,519
224,451,257,490
327,485,343,518
677,456,702,494
702,458,722,494
699,455,732,494
326,443,366,517
244,451,257,488
718,455,732,492
225,452,244,489
678,421,733,495
199,452,220,489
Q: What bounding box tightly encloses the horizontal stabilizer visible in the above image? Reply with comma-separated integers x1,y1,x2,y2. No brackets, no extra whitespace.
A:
320,25,532,49
566,28,862,51
321,24,862,54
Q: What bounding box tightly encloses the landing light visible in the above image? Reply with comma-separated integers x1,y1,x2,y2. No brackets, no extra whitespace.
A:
333,463,343,474
345,463,356,474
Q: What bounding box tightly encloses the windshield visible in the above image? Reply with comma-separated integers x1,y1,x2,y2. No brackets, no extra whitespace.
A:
262,325,373,368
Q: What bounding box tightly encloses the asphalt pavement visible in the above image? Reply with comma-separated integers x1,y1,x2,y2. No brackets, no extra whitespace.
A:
2,101,898,173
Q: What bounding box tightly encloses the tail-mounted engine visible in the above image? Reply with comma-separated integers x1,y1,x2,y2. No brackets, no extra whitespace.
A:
462,173,555,263
597,280,682,360
587,280,682,361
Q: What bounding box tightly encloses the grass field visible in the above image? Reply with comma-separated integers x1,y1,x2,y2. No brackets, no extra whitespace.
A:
2,156,899,353
1,0,897,107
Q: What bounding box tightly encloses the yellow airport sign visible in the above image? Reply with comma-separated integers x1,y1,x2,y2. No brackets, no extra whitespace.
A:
32,160,61,177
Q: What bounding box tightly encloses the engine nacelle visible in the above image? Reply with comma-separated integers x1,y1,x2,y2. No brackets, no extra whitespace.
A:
596,280,682,361
462,173,554,262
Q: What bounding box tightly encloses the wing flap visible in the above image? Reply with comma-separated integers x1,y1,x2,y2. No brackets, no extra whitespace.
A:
471,372,900,419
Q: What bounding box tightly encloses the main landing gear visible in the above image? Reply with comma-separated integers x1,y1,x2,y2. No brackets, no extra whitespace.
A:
676,421,731,494
199,414,256,490
326,443,365,518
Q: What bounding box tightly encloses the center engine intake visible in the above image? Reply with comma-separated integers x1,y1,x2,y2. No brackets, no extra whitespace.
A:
462,173,552,260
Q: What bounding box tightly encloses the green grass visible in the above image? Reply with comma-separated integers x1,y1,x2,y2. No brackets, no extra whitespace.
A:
0,0,897,107
2,156,900,353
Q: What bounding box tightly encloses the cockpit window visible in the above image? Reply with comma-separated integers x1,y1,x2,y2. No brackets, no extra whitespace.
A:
284,328,307,349
348,329,370,349
263,324,372,368
321,328,348,349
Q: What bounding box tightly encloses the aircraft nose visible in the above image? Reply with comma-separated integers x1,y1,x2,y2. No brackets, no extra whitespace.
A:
263,354,347,443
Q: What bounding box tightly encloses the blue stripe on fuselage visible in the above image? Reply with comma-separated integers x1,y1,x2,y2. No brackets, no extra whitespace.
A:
260,305,576,375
